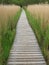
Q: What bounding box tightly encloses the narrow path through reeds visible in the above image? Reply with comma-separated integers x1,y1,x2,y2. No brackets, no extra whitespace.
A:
7,9,46,65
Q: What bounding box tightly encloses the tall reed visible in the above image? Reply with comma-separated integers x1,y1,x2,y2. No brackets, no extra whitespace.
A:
27,4,49,65
0,5,20,65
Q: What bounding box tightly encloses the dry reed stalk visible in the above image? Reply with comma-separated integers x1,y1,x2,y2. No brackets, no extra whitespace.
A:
0,5,20,34
27,4,49,29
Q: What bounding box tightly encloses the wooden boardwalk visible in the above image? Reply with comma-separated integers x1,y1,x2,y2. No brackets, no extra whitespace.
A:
7,10,46,65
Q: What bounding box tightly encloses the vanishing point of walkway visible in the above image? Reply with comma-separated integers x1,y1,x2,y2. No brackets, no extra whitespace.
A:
7,10,46,65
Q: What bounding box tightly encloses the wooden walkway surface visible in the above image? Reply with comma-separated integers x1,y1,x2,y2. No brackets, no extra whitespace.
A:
7,10,46,65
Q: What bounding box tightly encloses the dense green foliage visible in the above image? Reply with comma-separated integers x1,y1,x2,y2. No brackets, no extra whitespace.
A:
0,0,49,6
0,9,21,65
25,9,49,65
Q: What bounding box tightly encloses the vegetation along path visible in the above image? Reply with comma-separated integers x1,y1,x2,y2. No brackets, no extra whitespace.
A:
7,9,46,65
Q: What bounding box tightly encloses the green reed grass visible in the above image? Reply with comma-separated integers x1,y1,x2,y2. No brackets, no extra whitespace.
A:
25,10,49,65
0,9,21,65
